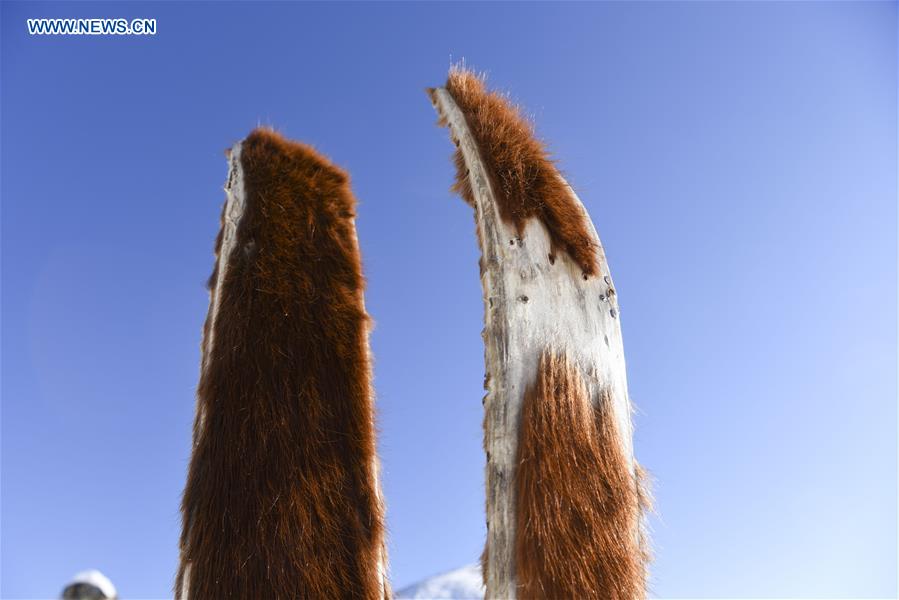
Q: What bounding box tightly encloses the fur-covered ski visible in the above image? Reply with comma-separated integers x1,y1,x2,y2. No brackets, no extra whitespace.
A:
428,69,650,599
176,129,389,600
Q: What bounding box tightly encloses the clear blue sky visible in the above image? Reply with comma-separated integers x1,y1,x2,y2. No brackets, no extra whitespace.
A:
2,2,896,598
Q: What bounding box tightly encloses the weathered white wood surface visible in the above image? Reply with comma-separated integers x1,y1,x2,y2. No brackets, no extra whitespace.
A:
197,142,246,432
180,142,246,599
430,88,635,600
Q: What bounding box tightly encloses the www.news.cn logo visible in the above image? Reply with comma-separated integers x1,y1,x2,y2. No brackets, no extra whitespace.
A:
27,18,157,36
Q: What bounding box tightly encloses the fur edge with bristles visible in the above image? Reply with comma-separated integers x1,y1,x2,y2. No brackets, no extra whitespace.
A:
442,67,600,277
515,350,650,599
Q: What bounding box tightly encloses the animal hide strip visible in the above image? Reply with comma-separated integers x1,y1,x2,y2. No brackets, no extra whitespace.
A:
516,350,649,600
430,67,599,277
176,128,389,600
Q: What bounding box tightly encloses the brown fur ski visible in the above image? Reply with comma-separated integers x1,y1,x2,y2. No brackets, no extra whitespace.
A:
429,67,650,599
176,128,388,600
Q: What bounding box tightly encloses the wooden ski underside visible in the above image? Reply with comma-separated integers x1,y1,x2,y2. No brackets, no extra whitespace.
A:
430,82,641,599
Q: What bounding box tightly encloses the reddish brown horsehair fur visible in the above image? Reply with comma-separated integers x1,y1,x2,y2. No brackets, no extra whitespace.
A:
516,351,650,599
433,67,600,277
176,128,388,599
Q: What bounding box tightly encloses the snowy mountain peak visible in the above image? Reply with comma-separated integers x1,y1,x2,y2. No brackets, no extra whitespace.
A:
396,564,484,600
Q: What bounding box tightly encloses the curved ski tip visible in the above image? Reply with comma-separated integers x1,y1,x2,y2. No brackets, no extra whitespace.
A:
433,67,601,277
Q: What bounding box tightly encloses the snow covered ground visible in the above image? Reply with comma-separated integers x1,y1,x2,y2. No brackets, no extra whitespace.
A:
395,564,484,600
58,565,482,599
